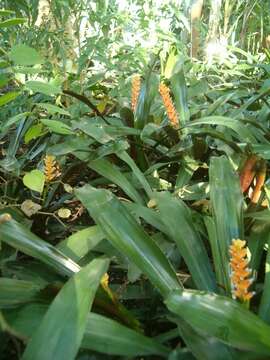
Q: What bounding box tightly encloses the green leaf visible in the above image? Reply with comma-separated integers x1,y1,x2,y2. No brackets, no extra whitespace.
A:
154,192,216,291
40,119,73,135
0,91,20,106
204,216,224,289
14,66,42,74
0,10,15,16
83,312,169,357
166,290,270,355
0,217,80,276
2,112,30,130
185,116,257,143
0,278,42,308
171,67,190,124
5,304,169,357
25,81,61,96
57,226,105,262
23,170,45,193
22,258,109,360
259,233,270,323
24,124,44,144
117,151,153,198
125,202,168,234
75,185,181,297
74,118,114,144
209,156,244,293
9,45,44,66
37,103,70,116
176,318,237,360
135,69,157,129
87,158,143,204
0,18,26,28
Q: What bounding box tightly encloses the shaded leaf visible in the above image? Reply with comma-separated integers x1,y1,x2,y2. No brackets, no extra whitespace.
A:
75,185,181,297
22,258,109,360
166,290,270,355
9,45,44,66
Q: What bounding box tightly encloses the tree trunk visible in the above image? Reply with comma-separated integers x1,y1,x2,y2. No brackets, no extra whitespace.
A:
190,0,204,59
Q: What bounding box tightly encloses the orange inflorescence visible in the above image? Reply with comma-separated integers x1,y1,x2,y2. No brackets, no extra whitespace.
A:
131,75,141,112
239,155,258,193
159,83,179,128
44,155,60,182
229,239,254,302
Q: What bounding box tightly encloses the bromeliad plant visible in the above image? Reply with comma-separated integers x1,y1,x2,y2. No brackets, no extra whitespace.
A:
2,5,270,360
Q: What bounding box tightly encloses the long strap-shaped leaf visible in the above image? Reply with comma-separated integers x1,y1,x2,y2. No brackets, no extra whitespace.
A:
0,217,80,276
56,225,105,262
4,304,169,357
184,116,257,143
88,158,144,204
166,289,270,355
259,234,270,323
22,258,109,360
75,185,181,297
176,318,237,360
0,278,42,308
154,191,217,292
209,156,244,294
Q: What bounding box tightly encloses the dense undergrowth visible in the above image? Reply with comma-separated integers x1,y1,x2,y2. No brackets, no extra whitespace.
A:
1,2,270,360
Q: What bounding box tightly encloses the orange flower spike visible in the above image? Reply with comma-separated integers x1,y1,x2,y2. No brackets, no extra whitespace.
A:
251,160,267,204
239,155,258,193
159,83,179,129
44,155,61,182
131,75,141,112
229,239,254,303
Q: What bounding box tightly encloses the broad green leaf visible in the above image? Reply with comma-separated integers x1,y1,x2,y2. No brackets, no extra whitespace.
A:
5,304,169,357
209,156,244,293
24,124,44,144
83,312,169,357
204,216,224,289
0,18,26,28
0,74,9,88
135,69,157,129
259,234,270,323
49,136,93,156
166,290,270,355
117,151,153,198
0,278,42,308
87,158,143,204
248,221,270,273
0,217,80,276
9,45,44,66
40,119,73,135
37,103,70,116
125,202,168,234
57,226,105,262
185,116,257,143
2,112,30,130
74,118,114,144
75,185,181,297
176,318,237,360
23,169,45,193
0,10,15,16
154,192,217,292
0,91,20,106
22,258,109,360
14,66,42,74
26,81,61,96
171,67,190,124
